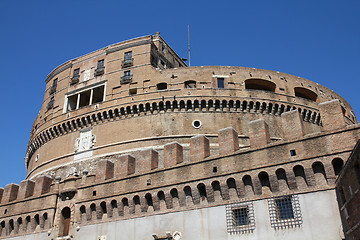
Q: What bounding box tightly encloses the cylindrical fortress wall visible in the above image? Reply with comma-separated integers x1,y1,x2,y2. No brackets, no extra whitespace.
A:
25,34,357,179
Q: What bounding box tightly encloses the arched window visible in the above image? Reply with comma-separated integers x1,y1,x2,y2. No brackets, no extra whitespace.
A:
197,183,207,200
294,87,318,102
170,188,179,199
293,165,308,186
59,207,71,237
258,171,271,190
332,158,344,176
100,202,107,214
245,79,276,92
145,193,153,207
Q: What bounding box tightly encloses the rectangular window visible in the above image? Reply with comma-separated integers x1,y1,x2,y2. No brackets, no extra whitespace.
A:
67,94,78,111
121,70,132,84
217,78,225,88
50,79,58,94
79,90,91,108
275,196,294,220
268,195,302,229
97,59,104,69
124,51,132,61
95,60,105,76
233,208,249,226
129,88,137,95
71,68,80,85
47,96,55,110
226,201,255,234
73,68,80,78
122,51,133,68
66,84,105,112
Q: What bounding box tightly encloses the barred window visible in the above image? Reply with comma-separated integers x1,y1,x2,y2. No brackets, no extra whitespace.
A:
226,201,255,234
268,195,302,229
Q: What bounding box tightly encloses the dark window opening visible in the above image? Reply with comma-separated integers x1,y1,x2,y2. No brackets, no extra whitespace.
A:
157,82,167,90
185,80,196,89
213,166,218,173
294,87,318,102
97,59,104,69
290,150,296,156
95,59,105,76
217,78,225,88
332,158,344,176
66,85,105,111
100,202,107,214
50,79,58,94
233,208,249,226
92,85,104,104
275,196,294,220
122,51,133,68
245,79,276,92
47,96,55,110
121,70,132,84
129,88,137,95
93,191,96,196
79,90,91,108
67,94,78,111
60,207,71,237
71,68,80,84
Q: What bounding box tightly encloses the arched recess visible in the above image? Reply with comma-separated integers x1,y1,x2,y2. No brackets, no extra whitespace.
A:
312,161,327,184
59,207,71,237
245,79,276,92
294,87,318,102
332,158,344,176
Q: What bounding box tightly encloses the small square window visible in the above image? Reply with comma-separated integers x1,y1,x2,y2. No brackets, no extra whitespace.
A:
226,201,255,234
233,208,249,226
129,88,137,95
290,150,296,156
268,195,302,229
124,70,131,76
217,78,225,88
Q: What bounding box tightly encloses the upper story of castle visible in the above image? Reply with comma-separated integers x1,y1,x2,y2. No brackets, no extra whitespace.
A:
25,32,357,180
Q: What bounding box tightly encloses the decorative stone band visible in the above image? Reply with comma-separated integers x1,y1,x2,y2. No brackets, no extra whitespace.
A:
25,97,322,165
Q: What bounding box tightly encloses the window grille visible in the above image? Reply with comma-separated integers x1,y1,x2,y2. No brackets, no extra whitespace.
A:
226,201,255,234
268,195,302,229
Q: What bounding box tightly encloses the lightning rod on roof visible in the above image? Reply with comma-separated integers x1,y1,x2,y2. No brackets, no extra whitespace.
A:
188,24,191,67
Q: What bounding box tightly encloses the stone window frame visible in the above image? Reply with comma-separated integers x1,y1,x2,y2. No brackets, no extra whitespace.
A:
267,194,302,230
226,201,255,234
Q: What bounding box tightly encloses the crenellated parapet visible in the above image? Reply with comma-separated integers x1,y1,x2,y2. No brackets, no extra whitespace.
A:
1,100,359,238
0,176,56,238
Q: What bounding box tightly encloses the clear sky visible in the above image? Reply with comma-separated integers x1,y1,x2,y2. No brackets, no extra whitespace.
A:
0,0,359,187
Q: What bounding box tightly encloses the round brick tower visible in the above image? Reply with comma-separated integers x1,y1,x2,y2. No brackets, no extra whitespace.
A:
25,33,356,180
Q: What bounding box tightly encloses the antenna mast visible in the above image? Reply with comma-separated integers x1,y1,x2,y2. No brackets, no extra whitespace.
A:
188,24,191,67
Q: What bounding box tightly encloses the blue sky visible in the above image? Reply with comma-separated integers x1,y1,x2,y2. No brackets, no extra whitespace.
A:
0,0,359,187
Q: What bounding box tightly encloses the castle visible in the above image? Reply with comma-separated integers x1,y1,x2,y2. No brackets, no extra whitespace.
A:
0,32,359,240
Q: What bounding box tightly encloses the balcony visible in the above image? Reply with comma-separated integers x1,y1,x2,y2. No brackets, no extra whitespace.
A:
122,58,133,68
121,75,133,84
70,76,79,85
94,67,105,77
